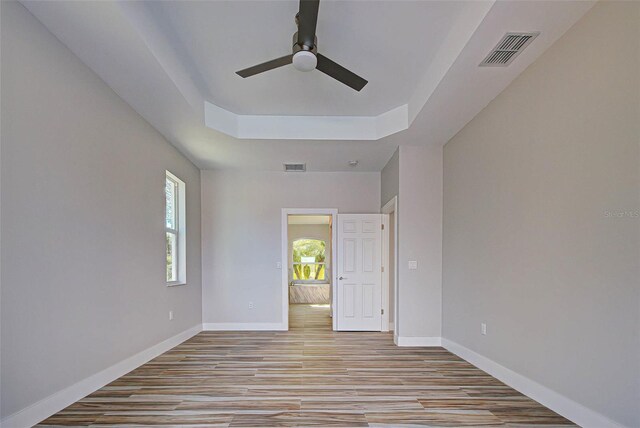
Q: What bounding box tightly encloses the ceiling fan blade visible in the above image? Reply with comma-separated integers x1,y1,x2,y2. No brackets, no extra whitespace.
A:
236,55,293,78
316,54,368,91
297,0,319,48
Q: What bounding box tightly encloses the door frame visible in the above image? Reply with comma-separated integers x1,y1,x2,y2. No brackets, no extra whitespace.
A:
281,208,338,330
381,196,398,334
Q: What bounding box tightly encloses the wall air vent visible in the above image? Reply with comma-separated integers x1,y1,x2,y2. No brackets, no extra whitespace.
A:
283,163,306,172
480,32,540,67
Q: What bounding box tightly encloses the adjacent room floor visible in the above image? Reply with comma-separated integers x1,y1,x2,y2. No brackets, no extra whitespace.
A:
39,304,574,427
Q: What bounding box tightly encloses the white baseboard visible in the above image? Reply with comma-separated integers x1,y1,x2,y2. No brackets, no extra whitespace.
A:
202,322,287,331
1,324,202,428
441,338,627,428
395,336,442,347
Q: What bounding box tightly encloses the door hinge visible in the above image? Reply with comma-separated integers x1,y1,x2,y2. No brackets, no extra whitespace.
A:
381,266,384,272
381,309,384,315
381,224,384,230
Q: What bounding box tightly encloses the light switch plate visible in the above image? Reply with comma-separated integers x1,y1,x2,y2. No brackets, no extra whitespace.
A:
408,260,418,270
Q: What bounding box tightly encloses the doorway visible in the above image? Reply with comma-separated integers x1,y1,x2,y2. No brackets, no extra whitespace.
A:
281,209,337,330
281,209,387,332
382,196,398,335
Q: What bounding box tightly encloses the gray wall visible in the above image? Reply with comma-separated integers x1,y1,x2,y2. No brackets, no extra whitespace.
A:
442,2,639,427
379,145,443,339
0,1,202,419
381,149,399,330
381,148,399,207
201,170,380,324
397,145,443,339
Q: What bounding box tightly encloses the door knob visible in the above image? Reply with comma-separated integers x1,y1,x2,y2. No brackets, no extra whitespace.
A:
339,276,347,280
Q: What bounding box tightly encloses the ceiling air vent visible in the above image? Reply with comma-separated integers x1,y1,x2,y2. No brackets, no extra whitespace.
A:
480,32,539,67
283,163,306,172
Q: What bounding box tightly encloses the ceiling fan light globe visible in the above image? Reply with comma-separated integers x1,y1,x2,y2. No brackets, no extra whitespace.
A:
292,51,317,72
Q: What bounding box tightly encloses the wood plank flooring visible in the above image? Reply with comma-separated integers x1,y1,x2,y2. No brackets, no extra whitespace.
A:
38,304,575,427
289,285,330,304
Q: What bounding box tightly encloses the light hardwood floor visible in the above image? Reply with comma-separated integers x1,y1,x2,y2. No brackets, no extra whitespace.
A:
39,304,575,427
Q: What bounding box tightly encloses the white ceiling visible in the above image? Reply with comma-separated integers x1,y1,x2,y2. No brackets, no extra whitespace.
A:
21,0,594,171
145,0,466,117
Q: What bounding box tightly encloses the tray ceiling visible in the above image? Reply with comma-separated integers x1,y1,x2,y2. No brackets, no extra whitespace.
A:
22,0,594,169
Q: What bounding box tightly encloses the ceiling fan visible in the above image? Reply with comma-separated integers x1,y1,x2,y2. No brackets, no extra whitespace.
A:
235,0,368,91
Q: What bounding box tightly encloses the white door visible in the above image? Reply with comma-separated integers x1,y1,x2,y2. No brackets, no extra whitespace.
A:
336,214,382,331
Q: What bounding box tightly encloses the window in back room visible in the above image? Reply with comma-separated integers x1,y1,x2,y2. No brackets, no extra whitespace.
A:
292,239,326,282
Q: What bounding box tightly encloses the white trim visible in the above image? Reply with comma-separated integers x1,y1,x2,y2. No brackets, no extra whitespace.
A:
381,213,390,332
441,339,628,428
166,281,186,287
389,322,395,332
202,323,287,331
1,324,202,428
206,101,409,141
281,208,338,331
381,196,398,336
396,336,442,347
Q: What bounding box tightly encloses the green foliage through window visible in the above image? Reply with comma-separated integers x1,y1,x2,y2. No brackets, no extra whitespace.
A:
292,239,326,281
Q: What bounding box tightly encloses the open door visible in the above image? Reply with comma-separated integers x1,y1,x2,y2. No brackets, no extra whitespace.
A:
336,214,382,331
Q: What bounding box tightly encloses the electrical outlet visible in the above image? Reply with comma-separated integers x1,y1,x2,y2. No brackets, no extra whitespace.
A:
169,311,174,321
248,302,255,310
481,322,487,335
276,262,282,269
408,260,418,270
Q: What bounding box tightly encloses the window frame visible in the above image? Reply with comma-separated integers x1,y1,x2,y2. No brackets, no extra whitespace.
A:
166,171,186,286
291,238,328,284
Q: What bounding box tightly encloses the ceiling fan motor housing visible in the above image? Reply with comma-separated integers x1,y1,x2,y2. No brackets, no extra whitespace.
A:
292,51,317,72
292,32,318,71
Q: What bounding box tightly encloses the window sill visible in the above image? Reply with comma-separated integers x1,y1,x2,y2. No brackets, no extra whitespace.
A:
167,281,187,287
291,282,330,286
